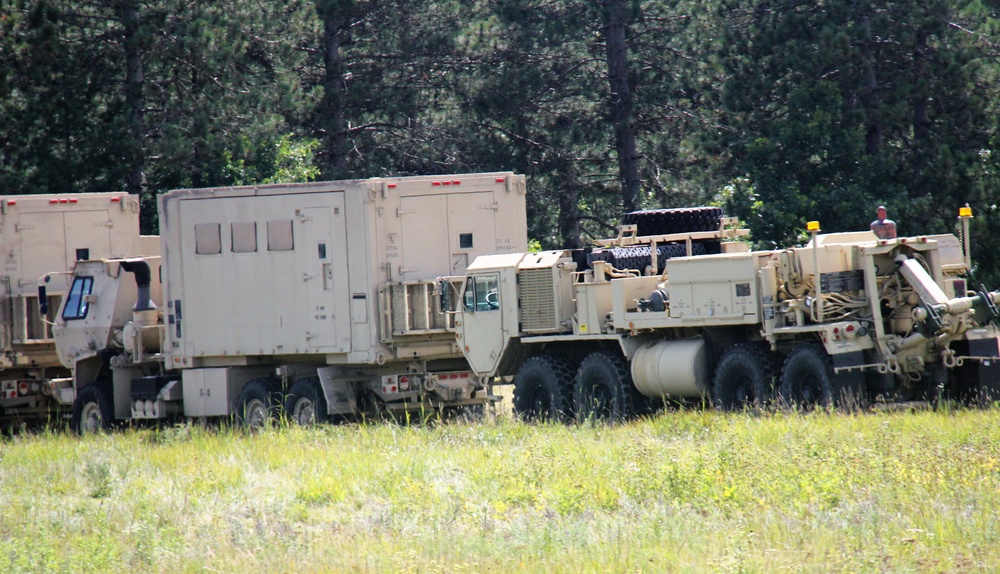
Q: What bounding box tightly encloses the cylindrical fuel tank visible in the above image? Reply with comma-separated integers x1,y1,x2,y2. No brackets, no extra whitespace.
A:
630,339,708,398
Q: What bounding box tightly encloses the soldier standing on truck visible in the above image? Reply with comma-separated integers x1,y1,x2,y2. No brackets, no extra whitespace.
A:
870,205,897,239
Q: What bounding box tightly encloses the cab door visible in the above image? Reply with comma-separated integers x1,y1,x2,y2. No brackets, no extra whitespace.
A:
457,272,506,375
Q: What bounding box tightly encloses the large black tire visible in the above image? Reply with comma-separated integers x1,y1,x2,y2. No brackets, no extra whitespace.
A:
236,380,276,431
622,206,724,237
512,355,575,422
778,345,833,410
71,383,114,435
284,377,327,426
574,351,634,422
713,344,777,411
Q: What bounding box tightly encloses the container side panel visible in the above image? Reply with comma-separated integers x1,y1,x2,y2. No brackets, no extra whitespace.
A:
172,192,349,358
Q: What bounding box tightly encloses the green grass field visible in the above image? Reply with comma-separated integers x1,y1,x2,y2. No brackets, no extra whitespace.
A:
2,408,999,573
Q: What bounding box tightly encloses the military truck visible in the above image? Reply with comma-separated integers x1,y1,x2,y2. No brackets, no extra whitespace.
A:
0,192,149,424
453,207,1000,420
50,173,527,432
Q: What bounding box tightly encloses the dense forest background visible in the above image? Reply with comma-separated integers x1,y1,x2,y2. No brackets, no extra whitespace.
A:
4,0,1000,281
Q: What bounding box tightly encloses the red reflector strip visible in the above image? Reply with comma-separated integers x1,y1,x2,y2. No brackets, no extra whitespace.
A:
60,199,69,203
111,197,121,203
388,183,397,189
432,181,442,186
452,180,461,185
443,181,452,186
50,199,58,204
69,198,78,203
6,200,14,206
496,177,506,183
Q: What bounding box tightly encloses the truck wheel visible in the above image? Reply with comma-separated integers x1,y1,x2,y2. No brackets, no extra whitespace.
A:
778,345,833,410
512,355,574,422
574,351,633,422
72,384,114,435
284,377,327,426
713,344,775,411
237,380,275,431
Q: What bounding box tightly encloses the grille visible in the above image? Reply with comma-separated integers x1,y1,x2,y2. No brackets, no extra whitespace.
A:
519,268,557,331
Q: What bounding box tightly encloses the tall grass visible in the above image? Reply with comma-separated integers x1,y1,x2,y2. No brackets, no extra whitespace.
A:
1,409,999,572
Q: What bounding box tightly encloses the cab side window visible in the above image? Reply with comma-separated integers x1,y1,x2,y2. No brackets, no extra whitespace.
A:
463,274,500,312
62,276,94,320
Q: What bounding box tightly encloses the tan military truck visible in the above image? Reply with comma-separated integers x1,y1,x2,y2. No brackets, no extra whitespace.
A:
0,192,149,424
454,207,1000,420
51,173,527,432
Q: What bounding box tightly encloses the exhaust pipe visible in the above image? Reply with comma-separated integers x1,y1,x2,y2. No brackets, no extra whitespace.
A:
119,259,156,312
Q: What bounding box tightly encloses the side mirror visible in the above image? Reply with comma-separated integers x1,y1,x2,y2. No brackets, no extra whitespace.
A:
438,279,450,312
38,285,48,315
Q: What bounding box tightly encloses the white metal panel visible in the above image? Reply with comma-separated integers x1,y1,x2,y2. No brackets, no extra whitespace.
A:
296,204,349,350
181,368,230,417
447,192,497,275
667,253,759,321
65,210,114,262
19,212,68,292
172,192,349,358
20,208,122,292
399,194,448,279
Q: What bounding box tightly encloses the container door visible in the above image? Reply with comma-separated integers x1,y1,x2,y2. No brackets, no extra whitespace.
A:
447,193,498,275
63,210,113,263
18,212,67,296
398,194,448,280
297,203,349,350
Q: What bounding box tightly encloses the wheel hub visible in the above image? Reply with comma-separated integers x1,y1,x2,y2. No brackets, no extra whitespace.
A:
292,398,315,425
81,402,103,434
244,398,268,429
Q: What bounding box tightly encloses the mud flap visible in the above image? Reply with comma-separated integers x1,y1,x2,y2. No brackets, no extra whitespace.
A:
950,338,1000,404
831,351,867,405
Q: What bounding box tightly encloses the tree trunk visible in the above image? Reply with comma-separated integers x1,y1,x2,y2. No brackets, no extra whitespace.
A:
115,0,144,195
911,27,931,187
860,16,882,156
602,0,641,213
317,2,351,176
559,164,583,249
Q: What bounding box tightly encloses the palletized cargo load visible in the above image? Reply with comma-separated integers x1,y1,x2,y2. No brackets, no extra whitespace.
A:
54,173,528,431
0,192,146,422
